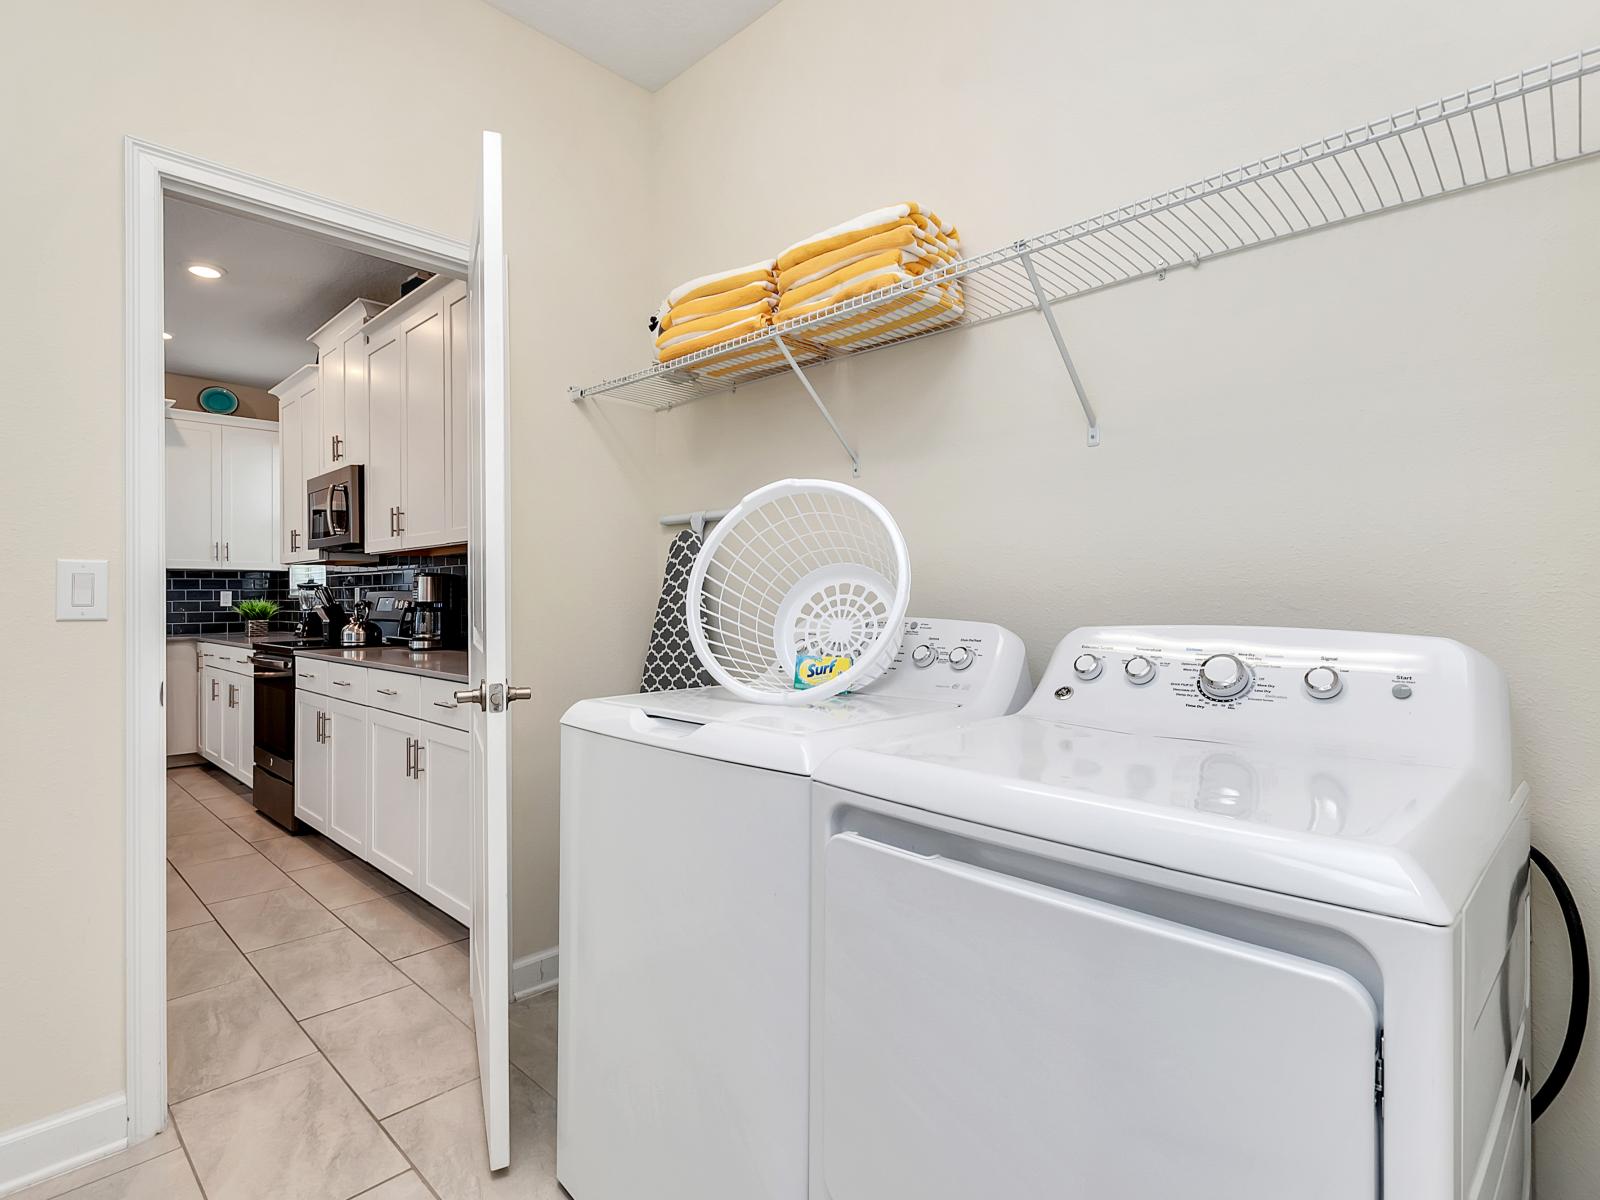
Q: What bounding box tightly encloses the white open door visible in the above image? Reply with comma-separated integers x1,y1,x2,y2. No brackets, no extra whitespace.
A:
461,129,512,1170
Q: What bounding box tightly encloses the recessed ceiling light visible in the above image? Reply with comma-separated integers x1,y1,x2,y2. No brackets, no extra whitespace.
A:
162,331,173,341
186,263,225,279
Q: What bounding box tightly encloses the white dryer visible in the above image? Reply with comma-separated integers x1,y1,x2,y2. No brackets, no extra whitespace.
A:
557,618,1031,1200
810,626,1530,1200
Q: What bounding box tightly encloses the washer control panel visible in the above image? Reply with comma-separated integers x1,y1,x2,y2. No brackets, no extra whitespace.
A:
1024,625,1507,767
875,617,1032,710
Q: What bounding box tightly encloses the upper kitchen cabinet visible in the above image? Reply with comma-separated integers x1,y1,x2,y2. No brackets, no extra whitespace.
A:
165,411,281,570
269,364,319,564
308,299,385,475
362,275,469,553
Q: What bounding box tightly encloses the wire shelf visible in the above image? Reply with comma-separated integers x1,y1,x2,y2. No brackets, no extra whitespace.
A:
573,46,1600,425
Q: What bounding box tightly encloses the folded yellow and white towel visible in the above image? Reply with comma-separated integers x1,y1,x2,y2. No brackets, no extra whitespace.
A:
776,225,957,294
657,281,777,333
776,204,958,275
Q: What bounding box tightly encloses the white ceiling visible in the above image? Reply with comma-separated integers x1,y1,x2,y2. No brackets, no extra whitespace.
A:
163,198,421,389
482,0,778,91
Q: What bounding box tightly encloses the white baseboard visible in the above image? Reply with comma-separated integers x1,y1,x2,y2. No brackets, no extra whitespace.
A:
0,1094,126,1198
512,946,558,999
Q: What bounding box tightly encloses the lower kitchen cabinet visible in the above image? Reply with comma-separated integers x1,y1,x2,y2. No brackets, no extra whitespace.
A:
295,691,331,834
325,698,370,856
197,644,254,787
368,707,423,891
295,664,471,927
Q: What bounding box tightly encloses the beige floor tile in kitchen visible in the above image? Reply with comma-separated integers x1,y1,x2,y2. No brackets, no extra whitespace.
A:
165,827,257,869
384,1068,561,1199
304,985,479,1118
353,1172,436,1199
207,884,344,952
167,923,253,999
167,803,230,838
176,853,294,904
173,1054,407,1200
338,892,468,960
222,811,289,843
508,991,558,1098
255,830,351,871
167,975,314,1102
290,857,405,909
166,867,213,931
193,790,259,820
397,941,473,1028
169,766,248,800
249,928,409,1019
31,1150,203,1200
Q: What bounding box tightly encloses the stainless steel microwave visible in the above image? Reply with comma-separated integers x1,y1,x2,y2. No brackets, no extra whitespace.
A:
307,465,364,551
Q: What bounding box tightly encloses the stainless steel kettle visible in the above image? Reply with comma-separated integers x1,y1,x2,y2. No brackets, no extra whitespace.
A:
340,599,383,647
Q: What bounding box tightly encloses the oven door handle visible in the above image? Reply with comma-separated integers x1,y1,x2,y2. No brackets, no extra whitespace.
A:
252,669,295,679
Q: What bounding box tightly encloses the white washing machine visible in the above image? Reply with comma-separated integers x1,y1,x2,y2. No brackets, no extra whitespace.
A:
557,618,1031,1200
810,626,1530,1200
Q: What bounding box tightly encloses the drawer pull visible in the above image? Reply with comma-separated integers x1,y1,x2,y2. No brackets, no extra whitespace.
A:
332,680,352,687
297,672,316,680
377,688,399,697
432,701,458,710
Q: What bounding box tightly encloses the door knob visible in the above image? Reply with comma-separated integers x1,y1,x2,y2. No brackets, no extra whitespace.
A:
506,686,531,703
454,684,486,710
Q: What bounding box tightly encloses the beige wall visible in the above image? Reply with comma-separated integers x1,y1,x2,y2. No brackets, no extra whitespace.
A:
164,372,278,422
0,0,659,1133
648,1,1600,1194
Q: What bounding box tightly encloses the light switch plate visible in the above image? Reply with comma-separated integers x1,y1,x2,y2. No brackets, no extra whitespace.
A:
56,559,108,620
219,590,233,607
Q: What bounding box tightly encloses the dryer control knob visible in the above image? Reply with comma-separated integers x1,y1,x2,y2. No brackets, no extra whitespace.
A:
1197,653,1252,700
1124,655,1157,686
911,644,935,668
948,645,974,671
1073,653,1103,681
1304,665,1342,700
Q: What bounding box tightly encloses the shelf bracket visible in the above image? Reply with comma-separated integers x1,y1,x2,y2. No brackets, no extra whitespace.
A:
773,333,861,477
1019,248,1100,447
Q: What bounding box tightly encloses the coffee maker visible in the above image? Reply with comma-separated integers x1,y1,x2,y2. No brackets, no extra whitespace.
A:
409,572,465,650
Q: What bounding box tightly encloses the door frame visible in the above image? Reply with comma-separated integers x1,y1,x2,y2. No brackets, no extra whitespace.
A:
123,137,470,1141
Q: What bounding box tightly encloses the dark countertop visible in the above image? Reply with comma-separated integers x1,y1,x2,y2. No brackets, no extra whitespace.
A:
294,646,471,684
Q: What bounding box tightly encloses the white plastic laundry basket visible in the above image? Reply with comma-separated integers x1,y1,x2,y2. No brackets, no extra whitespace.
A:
685,479,911,705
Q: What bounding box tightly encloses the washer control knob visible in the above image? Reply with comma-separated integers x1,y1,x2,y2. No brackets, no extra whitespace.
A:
948,645,974,672
1073,653,1103,681
1124,655,1157,686
911,644,935,668
1197,653,1252,700
1304,665,1342,700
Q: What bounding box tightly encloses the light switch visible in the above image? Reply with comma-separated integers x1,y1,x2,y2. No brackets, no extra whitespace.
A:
219,590,233,607
57,559,108,620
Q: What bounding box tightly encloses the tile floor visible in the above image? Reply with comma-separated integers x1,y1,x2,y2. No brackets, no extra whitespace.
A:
17,765,563,1200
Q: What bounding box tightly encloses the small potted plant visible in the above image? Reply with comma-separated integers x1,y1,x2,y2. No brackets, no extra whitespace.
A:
234,599,280,640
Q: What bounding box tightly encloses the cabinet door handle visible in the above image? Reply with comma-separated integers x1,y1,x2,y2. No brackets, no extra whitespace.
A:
224,542,230,562
322,712,331,743
290,530,299,552
227,684,237,708
213,542,219,561
404,736,416,778
412,742,425,776
332,434,343,462
396,508,405,534
211,679,219,700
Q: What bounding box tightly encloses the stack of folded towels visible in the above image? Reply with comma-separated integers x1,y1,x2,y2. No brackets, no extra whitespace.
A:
773,203,964,350
650,260,778,372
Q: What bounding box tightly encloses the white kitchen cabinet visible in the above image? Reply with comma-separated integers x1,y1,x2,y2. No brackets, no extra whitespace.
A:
219,673,250,779
167,412,283,571
200,666,224,761
295,691,331,833
325,697,370,857
270,364,319,564
417,721,471,923
367,706,423,889
166,418,220,568
361,275,469,552
166,640,200,757
310,299,385,475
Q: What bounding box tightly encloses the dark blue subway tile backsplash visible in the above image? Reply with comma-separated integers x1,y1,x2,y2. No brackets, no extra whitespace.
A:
166,552,469,637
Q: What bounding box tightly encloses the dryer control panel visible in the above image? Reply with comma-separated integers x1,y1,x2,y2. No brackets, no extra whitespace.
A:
1027,625,1510,770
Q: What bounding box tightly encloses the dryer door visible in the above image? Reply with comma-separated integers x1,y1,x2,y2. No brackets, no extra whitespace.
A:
819,833,1380,1200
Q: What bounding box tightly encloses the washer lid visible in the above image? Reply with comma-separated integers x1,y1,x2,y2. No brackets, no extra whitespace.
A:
815,715,1522,924
562,687,964,776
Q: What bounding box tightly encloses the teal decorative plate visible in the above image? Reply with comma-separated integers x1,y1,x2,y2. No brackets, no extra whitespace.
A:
197,386,239,415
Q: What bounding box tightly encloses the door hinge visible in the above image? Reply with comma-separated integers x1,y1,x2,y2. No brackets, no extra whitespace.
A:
1374,1033,1385,1103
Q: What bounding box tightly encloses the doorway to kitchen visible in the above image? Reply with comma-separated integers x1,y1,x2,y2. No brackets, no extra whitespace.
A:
124,135,516,1180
